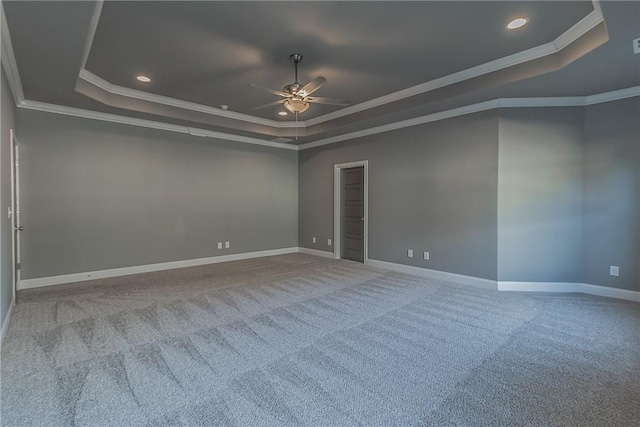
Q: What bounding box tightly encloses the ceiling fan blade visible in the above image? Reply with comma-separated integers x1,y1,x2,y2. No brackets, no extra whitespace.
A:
249,84,288,97
251,99,286,110
307,96,350,106
299,76,326,96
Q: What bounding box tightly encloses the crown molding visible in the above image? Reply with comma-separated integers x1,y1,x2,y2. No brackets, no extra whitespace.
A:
302,2,604,127
298,86,640,150
0,2,25,104
585,86,640,105
497,97,585,108
6,0,632,153
78,69,303,129
15,85,639,153
19,100,298,151
76,1,604,131
553,3,603,51
300,100,500,150
15,86,639,153
78,0,103,71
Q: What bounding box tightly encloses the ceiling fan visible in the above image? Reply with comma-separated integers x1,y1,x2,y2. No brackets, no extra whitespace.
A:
250,53,349,114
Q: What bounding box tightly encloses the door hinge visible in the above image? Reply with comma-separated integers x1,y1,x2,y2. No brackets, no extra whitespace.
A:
16,262,21,270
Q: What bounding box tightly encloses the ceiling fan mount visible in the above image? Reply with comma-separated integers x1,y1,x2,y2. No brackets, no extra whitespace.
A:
250,53,349,115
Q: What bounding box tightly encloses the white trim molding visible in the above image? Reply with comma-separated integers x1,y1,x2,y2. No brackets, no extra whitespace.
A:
322,255,640,302
299,86,640,150
366,259,498,291
334,160,369,262
18,100,298,151
585,86,640,105
1,297,15,347
307,3,604,127
78,0,104,71
1,2,25,104
78,69,303,129
13,87,640,153
498,281,640,302
75,0,604,129
298,247,335,259
18,247,299,290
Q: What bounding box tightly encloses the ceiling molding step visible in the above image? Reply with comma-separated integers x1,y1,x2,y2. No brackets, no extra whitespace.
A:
19,100,298,151
299,85,640,151
16,85,639,153
586,86,640,105
78,0,104,71
299,100,500,150
497,97,586,108
305,3,604,127
304,44,553,127
0,2,25,104
553,6,603,50
78,69,302,129
76,2,603,131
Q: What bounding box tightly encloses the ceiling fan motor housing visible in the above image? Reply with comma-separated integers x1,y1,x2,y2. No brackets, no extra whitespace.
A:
283,82,302,95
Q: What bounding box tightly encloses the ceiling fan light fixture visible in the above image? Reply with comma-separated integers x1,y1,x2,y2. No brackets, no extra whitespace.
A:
284,98,310,113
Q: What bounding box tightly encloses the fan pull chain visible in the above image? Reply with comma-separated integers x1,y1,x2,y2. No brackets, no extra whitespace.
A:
295,112,298,140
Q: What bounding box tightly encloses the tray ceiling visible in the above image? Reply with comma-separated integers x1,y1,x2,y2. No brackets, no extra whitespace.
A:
3,1,638,147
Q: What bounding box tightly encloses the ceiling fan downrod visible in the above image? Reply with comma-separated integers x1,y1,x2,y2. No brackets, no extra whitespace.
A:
290,53,302,84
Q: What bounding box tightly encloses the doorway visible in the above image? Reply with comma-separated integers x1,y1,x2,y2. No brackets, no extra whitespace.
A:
334,161,368,263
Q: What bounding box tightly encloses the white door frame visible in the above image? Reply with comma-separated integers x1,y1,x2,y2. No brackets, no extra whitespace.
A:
9,129,20,299
333,160,368,263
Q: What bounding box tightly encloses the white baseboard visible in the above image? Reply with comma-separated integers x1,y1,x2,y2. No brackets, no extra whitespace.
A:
580,283,640,302
365,258,498,290
498,281,640,302
298,247,335,259
18,247,299,290
351,257,639,302
497,281,584,293
1,297,15,347
16,247,640,304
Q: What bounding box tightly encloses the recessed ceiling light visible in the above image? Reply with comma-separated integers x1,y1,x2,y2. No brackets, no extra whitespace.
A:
278,111,288,116
136,75,151,83
507,17,528,30
220,104,229,110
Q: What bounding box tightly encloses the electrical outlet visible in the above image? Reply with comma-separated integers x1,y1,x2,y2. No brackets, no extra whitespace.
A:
610,266,619,276
217,242,222,249
312,237,316,244
634,38,640,54
407,249,413,258
327,239,332,246
423,251,430,260
225,241,230,249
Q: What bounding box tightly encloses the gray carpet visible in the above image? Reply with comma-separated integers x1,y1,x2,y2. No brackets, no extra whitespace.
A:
1,253,639,426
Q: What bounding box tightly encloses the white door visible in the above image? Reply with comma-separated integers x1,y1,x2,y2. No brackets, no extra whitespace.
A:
10,130,22,297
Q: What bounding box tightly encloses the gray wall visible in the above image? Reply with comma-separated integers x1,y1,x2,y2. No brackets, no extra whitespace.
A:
583,98,640,291
16,109,298,279
497,107,585,282
299,111,499,281
300,104,639,291
1,67,16,327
